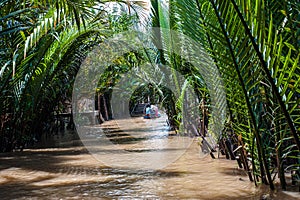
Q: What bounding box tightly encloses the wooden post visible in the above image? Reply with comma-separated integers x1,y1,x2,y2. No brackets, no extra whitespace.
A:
238,134,253,182
98,94,105,123
201,97,208,137
102,95,109,121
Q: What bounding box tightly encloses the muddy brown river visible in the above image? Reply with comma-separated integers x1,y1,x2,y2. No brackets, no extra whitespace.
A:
0,116,299,199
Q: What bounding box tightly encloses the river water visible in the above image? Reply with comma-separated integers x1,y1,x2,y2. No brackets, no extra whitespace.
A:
0,116,299,199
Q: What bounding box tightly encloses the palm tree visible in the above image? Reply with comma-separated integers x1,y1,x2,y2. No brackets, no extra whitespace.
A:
0,0,146,151
150,0,299,190
1,0,299,191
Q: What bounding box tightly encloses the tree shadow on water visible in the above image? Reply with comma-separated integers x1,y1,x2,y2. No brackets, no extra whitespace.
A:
0,147,185,199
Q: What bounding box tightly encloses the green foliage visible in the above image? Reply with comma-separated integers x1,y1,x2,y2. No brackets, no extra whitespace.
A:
1,0,299,191
0,0,143,151
168,0,300,190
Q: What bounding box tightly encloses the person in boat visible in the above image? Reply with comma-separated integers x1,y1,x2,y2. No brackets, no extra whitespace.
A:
151,105,161,118
144,104,151,119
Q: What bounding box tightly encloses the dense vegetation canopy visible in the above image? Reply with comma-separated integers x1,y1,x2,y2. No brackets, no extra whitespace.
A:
0,0,299,191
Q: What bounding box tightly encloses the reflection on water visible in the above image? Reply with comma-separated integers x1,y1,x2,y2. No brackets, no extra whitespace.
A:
77,114,193,170
0,117,299,200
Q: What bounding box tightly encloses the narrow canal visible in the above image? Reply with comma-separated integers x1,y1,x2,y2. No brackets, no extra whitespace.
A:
0,116,298,199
